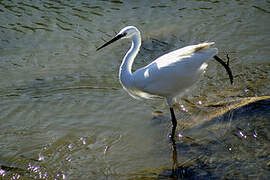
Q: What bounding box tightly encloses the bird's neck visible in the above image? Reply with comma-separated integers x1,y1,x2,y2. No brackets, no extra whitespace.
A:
119,35,141,87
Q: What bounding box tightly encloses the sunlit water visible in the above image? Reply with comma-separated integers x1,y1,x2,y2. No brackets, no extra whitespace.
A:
0,0,269,179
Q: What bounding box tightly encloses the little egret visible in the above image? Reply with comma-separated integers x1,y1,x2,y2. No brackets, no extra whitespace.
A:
97,26,233,140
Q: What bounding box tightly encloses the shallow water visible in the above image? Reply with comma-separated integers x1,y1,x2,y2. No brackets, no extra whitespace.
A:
0,0,270,179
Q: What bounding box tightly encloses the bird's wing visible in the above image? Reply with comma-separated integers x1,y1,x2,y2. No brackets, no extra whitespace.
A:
131,42,217,97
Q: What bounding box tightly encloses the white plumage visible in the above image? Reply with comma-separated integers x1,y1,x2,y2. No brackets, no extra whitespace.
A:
127,42,217,103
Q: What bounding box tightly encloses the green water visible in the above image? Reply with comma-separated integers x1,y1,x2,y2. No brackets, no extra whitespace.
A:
0,0,269,179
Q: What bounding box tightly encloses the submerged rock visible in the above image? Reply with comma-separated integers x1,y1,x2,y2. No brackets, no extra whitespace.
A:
150,96,270,179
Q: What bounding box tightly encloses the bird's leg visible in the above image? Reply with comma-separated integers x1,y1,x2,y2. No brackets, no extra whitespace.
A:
170,107,177,140
213,55,234,84
170,137,178,177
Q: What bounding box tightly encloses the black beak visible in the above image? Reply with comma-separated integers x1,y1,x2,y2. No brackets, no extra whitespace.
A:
97,33,126,51
213,55,234,84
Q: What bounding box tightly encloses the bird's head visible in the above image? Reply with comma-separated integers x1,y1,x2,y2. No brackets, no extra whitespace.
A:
118,26,139,39
97,26,140,51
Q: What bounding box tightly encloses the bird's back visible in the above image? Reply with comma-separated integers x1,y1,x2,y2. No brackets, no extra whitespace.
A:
129,42,218,99
154,42,216,67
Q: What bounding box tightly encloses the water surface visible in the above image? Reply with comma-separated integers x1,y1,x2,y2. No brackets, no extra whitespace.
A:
0,0,269,179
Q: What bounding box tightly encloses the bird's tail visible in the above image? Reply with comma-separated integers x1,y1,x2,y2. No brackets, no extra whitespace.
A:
193,42,215,52
193,42,218,62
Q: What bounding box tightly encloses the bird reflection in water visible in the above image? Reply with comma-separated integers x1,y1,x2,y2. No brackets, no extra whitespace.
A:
171,138,178,177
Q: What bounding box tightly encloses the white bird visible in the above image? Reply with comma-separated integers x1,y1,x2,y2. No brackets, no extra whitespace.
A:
97,26,233,140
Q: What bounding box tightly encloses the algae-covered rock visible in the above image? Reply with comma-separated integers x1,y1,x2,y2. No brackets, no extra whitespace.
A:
173,96,270,179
